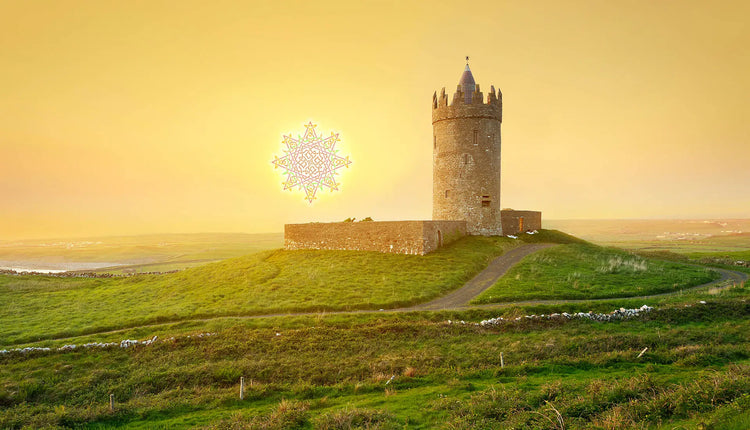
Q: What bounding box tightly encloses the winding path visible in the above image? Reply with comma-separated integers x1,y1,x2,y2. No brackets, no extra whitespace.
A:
8,244,749,345
413,243,555,310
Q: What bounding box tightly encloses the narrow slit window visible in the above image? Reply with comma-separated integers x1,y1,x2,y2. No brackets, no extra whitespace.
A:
481,195,491,207
445,190,450,198
473,130,478,145
433,135,437,149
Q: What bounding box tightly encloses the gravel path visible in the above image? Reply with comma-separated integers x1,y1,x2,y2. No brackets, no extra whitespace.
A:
413,243,554,310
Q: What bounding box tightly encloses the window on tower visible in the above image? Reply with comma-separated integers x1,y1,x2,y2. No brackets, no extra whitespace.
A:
445,190,450,198
481,195,491,207
433,135,437,149
473,130,478,145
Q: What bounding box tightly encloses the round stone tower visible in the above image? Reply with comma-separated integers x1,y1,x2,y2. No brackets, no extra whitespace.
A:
432,62,503,235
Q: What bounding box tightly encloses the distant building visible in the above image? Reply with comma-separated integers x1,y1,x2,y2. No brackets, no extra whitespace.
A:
285,61,542,254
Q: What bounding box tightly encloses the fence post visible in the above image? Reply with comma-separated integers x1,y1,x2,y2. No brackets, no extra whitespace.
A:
109,393,114,412
500,352,505,368
240,376,245,400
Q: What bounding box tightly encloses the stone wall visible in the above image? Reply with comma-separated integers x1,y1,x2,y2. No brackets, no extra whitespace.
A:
500,210,542,235
284,220,467,255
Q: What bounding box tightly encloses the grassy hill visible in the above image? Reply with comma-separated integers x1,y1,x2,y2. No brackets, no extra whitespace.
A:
0,231,722,346
1,229,747,428
0,234,522,346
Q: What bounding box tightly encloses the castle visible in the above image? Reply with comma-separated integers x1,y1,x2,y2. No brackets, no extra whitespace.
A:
285,61,542,255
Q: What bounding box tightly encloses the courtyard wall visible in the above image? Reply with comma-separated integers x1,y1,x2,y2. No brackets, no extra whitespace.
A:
284,220,467,255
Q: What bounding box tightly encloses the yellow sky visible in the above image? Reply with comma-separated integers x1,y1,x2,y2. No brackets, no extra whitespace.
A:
1,0,748,240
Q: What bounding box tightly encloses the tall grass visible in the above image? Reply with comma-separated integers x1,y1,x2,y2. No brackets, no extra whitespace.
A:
0,297,748,428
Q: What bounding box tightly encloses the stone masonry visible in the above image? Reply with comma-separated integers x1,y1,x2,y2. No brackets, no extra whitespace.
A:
432,64,503,235
285,221,467,255
501,210,542,235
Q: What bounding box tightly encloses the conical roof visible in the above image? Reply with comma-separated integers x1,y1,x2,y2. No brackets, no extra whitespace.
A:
458,64,476,103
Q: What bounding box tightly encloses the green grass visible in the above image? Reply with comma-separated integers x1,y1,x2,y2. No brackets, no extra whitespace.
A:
1,291,748,429
0,230,727,346
473,243,719,304
0,235,522,346
2,228,747,428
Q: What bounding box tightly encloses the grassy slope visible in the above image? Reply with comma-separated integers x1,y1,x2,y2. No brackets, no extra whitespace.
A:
0,291,748,429
1,229,748,428
473,243,719,304
0,236,520,346
0,230,723,346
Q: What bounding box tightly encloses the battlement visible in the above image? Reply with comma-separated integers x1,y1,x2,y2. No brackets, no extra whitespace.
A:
432,84,502,124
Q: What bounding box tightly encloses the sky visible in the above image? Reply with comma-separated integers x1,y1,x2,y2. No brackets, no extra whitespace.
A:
1,0,748,240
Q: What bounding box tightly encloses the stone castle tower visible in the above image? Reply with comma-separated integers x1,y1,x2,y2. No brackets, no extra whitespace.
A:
284,60,541,255
432,62,503,235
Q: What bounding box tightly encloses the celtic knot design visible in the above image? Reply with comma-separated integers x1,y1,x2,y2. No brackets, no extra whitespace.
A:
272,122,352,203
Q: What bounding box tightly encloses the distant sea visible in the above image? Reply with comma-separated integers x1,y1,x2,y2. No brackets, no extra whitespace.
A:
0,267,68,274
0,261,122,273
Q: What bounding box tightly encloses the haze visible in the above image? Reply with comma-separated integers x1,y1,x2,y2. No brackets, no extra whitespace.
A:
2,1,748,240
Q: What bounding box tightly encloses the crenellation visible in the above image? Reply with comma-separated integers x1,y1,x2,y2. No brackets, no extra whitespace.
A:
452,85,464,105
487,85,497,103
471,89,483,104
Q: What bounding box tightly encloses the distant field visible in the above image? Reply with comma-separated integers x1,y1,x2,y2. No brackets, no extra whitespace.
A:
0,232,283,273
473,243,719,304
546,219,750,253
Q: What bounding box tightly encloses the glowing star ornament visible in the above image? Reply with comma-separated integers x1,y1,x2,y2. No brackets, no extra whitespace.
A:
272,122,352,203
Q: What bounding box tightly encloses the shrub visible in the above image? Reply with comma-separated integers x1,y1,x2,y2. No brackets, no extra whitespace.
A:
314,406,399,429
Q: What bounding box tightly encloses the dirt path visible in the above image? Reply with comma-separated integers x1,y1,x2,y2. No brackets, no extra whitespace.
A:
9,245,748,346
413,243,555,310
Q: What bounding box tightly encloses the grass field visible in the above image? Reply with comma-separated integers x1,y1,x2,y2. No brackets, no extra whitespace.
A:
1,288,748,429
472,243,719,304
2,229,748,428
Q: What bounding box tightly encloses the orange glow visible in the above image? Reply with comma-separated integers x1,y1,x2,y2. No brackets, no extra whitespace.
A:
1,1,749,240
